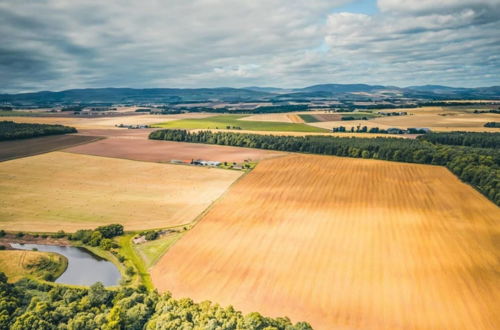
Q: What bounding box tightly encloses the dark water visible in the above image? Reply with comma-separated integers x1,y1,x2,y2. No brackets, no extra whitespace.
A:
10,243,121,286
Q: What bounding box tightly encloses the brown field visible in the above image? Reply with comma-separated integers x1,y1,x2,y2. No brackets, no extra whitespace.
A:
66,137,285,163
0,152,242,232
152,154,500,330
310,113,342,121
0,134,100,162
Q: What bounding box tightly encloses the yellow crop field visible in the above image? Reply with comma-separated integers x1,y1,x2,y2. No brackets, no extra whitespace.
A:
0,152,242,232
152,154,500,330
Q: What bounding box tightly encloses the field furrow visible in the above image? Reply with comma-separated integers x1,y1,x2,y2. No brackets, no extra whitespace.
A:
152,154,500,329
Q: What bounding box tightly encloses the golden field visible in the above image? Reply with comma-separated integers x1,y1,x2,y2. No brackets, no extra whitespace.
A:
0,152,242,232
0,250,66,282
0,113,215,130
152,154,500,329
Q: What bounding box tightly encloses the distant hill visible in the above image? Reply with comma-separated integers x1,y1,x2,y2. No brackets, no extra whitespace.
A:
0,87,272,105
1,84,498,106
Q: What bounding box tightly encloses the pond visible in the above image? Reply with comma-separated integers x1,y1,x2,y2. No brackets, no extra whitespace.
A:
10,243,121,286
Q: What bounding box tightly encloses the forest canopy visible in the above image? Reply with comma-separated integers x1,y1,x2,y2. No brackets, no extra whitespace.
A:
0,121,77,141
0,274,312,330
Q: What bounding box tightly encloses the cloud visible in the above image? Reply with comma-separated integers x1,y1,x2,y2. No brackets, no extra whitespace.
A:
0,0,498,93
323,0,500,86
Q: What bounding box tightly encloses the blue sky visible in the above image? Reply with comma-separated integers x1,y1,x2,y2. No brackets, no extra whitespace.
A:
333,0,378,14
0,0,499,93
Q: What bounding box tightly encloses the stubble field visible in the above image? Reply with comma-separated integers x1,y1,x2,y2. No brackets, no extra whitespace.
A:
0,152,242,232
152,154,500,330
66,137,285,163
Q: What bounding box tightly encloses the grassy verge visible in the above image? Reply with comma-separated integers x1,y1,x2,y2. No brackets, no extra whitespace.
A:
115,234,153,289
152,114,328,132
134,232,185,269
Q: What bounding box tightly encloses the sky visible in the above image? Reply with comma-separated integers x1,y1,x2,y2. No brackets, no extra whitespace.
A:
1,0,499,93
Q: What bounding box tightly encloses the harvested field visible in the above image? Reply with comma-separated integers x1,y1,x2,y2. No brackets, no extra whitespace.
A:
0,250,67,282
152,154,500,330
239,113,293,123
308,106,500,132
0,152,242,232
66,138,285,163
0,134,100,162
287,114,304,123
0,113,216,130
75,128,155,139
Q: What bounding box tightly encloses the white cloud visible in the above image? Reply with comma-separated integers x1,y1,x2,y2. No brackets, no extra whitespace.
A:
0,0,498,92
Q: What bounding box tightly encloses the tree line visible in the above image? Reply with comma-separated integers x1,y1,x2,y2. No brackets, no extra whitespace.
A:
0,274,312,329
158,104,309,114
150,130,499,205
0,121,77,141
419,131,499,148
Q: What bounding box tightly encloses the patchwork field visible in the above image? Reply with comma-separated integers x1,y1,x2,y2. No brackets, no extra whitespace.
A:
0,113,215,130
152,114,328,132
152,154,500,330
0,134,100,162
308,106,500,132
66,137,285,163
0,152,242,232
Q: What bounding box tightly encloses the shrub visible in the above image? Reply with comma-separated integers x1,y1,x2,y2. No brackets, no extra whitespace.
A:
96,224,124,238
145,231,159,241
52,230,66,238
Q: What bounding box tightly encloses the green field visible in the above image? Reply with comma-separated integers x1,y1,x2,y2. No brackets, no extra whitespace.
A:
152,115,328,132
299,114,321,123
134,231,184,268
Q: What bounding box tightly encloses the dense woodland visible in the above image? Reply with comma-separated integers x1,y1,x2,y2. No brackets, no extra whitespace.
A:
419,132,500,148
0,121,77,141
0,274,311,330
150,130,500,205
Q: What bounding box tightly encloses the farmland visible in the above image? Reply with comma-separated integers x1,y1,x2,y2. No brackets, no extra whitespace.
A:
152,114,328,132
0,152,242,232
0,250,67,282
66,136,284,163
308,106,500,132
152,154,500,330
0,134,100,161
